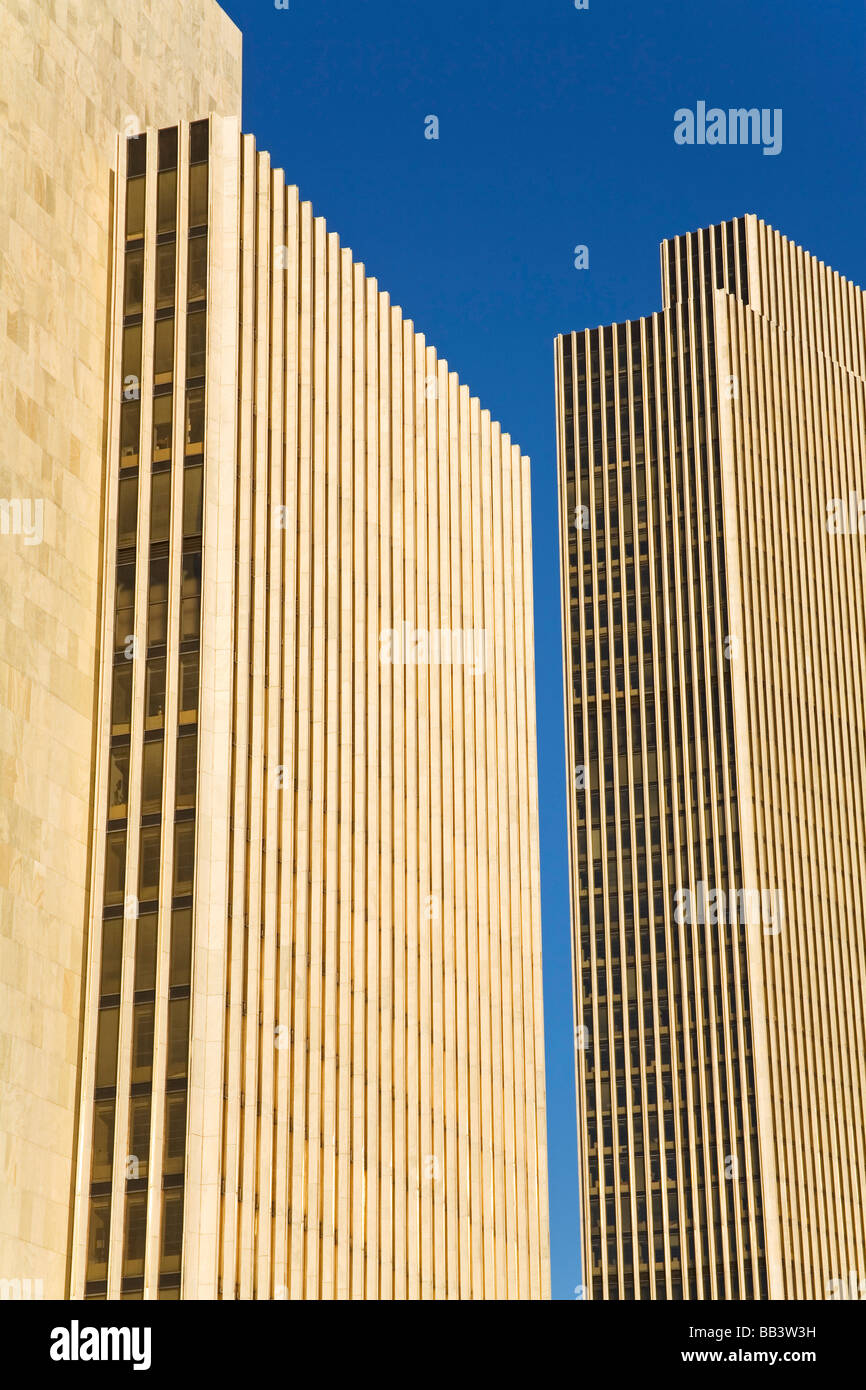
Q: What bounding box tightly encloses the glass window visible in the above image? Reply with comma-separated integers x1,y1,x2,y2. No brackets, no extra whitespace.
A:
125,176,145,240
185,387,204,456
189,119,209,165
138,826,161,902
127,134,147,178
156,169,177,236
95,1004,119,1089
124,249,144,316
158,126,178,170
156,243,175,310
153,317,174,385
163,1093,187,1176
111,663,133,736
145,657,166,731
107,746,129,820
152,395,173,465
173,824,195,898
121,323,142,390
123,1191,147,1278
170,908,192,990
120,400,141,469
187,236,207,302
127,1097,151,1184
141,739,164,816
131,1001,154,1086
176,735,197,810
185,311,206,377
166,997,190,1079
91,1100,115,1183
134,911,158,994
114,562,136,652
104,829,127,907
99,918,123,998
150,470,171,544
180,553,201,641
189,163,208,227
161,1189,184,1272
148,558,169,647
178,653,198,725
182,465,202,538
117,475,138,550
87,1195,112,1281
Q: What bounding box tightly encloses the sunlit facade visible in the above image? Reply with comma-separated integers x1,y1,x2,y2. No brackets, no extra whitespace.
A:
556,215,866,1299
68,115,551,1301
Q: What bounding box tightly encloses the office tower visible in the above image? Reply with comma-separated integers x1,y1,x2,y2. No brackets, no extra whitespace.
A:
63,112,550,1301
555,215,866,1300
0,0,242,1300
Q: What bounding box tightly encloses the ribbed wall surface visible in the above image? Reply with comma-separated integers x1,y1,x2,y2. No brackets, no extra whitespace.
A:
716,225,866,1297
557,215,866,1300
73,116,550,1301
558,214,866,1289
0,0,241,1299
556,224,769,1299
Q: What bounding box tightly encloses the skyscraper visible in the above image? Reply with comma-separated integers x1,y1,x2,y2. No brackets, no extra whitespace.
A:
1,4,550,1301
0,0,242,1301
555,216,866,1300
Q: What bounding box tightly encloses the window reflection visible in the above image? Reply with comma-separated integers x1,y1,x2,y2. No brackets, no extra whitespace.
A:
148,558,169,646
141,739,164,816
189,163,207,227
180,553,201,641
107,746,129,820
153,317,174,385
185,311,206,377
178,653,198,725
124,250,143,315
138,826,161,902
104,830,127,907
125,177,145,240
156,169,177,237
155,244,175,310
150,471,171,544
111,663,133,735
87,1196,112,1281
120,400,141,469
152,396,172,464
187,236,207,302
185,387,204,456
145,657,166,731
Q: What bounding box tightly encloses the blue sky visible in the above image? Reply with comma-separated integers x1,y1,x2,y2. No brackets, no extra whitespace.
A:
219,0,866,1300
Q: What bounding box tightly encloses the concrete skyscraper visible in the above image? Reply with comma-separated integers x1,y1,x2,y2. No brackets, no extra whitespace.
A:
1,1,550,1301
0,0,242,1301
556,215,866,1299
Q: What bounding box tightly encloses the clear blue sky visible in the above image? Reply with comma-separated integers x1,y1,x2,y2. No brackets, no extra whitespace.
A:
219,0,866,1300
